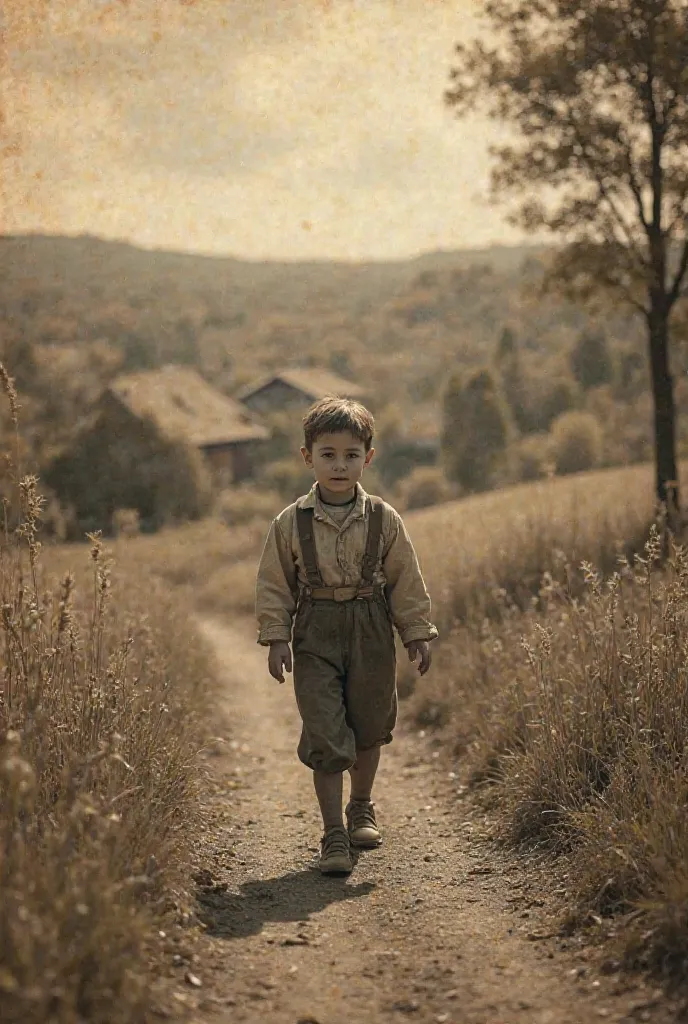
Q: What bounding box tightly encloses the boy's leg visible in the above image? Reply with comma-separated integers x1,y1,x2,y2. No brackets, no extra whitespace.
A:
314,769,352,874
292,601,355,872
344,598,397,848
349,744,381,801
346,745,384,847
313,769,344,829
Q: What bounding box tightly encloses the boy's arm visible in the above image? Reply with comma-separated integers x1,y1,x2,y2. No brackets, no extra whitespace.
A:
256,516,298,646
382,511,439,646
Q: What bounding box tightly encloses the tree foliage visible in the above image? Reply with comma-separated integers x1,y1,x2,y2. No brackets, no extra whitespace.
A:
446,0,688,509
570,329,614,390
442,368,510,492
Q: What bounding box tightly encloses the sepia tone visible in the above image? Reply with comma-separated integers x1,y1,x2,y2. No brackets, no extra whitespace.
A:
1,2,688,1023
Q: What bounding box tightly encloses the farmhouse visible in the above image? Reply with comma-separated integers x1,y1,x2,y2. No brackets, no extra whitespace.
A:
237,368,366,415
46,366,270,535
107,366,270,485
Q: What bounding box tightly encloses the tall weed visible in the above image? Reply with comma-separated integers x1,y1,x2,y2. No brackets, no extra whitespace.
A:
0,368,215,1023
418,518,688,984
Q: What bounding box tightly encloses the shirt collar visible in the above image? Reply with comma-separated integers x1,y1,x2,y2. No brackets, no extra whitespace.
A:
297,483,369,521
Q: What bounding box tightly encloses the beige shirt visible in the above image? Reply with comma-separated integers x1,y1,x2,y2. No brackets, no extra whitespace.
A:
255,484,439,647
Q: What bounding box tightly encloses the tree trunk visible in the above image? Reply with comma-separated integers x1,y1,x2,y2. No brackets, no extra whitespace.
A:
647,302,679,516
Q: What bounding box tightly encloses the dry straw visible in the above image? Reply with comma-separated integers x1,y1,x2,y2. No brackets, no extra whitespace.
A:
408,467,688,985
0,364,216,1023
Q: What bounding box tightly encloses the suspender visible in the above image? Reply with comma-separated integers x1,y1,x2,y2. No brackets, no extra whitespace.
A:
360,498,384,587
295,506,325,588
296,497,384,596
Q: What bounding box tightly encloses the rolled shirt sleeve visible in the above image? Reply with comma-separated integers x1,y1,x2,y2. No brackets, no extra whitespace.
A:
255,517,298,646
382,512,439,646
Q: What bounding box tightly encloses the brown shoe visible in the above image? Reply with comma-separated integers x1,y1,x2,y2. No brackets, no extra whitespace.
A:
319,826,353,875
345,799,382,848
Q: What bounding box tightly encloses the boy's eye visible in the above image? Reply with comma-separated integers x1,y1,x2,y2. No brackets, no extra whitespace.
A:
347,453,360,460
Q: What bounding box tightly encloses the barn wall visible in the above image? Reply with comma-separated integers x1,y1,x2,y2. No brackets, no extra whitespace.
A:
202,442,258,485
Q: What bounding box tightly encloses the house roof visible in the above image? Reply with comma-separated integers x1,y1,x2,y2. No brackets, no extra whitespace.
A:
109,366,270,447
237,367,365,404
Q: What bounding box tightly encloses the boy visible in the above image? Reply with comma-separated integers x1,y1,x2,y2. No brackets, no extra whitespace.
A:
255,397,438,875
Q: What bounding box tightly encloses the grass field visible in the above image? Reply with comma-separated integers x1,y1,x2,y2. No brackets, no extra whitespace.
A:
6,453,688,1014
409,461,669,630
406,462,688,986
0,469,218,1022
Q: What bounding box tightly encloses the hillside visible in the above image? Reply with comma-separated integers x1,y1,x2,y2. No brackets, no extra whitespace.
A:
0,233,543,315
0,231,648,430
2,231,682,534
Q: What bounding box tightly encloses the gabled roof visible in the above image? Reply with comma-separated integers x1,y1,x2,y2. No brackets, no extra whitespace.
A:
108,366,270,447
237,367,365,403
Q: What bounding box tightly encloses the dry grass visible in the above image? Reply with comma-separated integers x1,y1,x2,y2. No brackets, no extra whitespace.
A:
0,383,218,1021
45,514,271,620
409,462,668,631
407,462,688,988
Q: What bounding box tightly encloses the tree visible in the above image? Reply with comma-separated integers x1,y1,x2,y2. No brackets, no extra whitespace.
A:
446,0,688,514
495,325,518,363
442,368,510,492
494,327,531,432
570,329,614,390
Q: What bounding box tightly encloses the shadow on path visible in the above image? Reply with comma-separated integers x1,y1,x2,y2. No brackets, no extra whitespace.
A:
196,868,376,940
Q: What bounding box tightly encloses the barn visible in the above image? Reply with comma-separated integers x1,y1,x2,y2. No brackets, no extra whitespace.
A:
237,368,366,416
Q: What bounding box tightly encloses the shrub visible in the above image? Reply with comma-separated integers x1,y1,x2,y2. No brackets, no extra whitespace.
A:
551,410,603,476
46,412,214,537
259,459,318,503
214,485,283,527
512,434,552,483
398,466,455,511
112,507,141,537
376,437,439,488
525,364,580,433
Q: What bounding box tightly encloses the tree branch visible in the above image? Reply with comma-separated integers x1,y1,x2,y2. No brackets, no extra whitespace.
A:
618,129,650,237
567,117,650,272
668,234,688,309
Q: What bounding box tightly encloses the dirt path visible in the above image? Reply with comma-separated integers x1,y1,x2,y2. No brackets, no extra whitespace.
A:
168,617,678,1024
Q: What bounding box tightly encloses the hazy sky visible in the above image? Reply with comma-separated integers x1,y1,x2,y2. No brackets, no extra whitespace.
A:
3,0,523,261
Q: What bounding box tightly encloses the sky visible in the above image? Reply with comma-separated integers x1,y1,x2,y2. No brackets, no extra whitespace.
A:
2,0,524,261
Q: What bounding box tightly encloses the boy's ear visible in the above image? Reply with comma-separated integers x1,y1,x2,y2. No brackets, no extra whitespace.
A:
300,446,313,467
364,447,375,467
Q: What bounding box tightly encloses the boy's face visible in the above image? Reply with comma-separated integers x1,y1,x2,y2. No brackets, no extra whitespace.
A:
301,431,375,502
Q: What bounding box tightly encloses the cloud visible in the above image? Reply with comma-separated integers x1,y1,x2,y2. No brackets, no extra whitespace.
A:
3,0,522,259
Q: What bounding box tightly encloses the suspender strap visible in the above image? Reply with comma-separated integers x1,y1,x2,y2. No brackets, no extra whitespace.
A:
360,497,384,587
296,507,324,588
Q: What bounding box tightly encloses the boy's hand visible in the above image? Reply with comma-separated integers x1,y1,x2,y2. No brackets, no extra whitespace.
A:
406,640,432,676
268,641,292,684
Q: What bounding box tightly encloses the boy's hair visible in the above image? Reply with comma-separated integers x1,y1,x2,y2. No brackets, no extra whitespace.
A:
303,396,375,452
